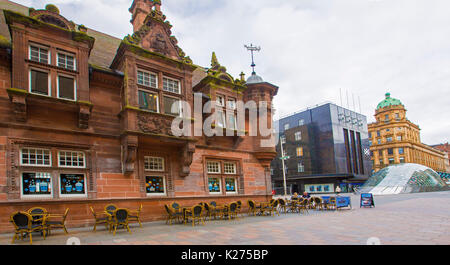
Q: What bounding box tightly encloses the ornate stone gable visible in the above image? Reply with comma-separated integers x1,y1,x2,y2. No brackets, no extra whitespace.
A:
124,8,192,64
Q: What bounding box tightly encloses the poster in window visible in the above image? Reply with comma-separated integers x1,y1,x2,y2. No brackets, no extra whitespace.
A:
146,176,165,194
22,172,52,195
225,178,236,192
60,174,85,195
208,178,221,193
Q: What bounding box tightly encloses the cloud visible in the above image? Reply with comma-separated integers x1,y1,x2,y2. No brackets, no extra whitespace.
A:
13,0,450,144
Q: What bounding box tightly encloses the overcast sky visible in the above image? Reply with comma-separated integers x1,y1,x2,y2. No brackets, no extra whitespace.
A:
12,0,450,145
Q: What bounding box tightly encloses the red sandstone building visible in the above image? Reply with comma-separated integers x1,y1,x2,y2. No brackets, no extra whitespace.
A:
0,1,278,232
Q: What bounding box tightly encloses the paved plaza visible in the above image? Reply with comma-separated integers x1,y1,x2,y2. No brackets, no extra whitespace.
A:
2,191,449,245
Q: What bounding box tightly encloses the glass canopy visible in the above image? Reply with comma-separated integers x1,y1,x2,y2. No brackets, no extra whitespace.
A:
361,163,449,195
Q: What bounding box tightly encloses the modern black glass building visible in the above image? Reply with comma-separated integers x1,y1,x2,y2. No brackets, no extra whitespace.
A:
271,102,373,194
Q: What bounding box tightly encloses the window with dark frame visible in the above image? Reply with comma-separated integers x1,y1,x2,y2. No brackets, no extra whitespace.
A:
163,96,181,116
60,174,85,195
388,148,394,155
58,75,75,100
22,172,52,196
139,90,159,112
145,176,165,195
30,69,49,95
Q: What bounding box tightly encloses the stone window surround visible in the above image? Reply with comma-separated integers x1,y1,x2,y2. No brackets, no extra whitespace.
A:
135,65,184,117
138,150,173,197
27,41,80,101
213,93,238,130
9,140,93,201
203,157,242,195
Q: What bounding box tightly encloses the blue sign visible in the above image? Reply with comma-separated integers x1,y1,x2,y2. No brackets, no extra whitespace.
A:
336,196,351,209
360,193,375,208
321,196,331,204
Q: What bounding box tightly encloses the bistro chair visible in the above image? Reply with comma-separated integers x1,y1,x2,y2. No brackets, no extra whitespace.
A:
185,205,205,227
129,204,143,227
171,202,181,210
228,202,239,220
236,201,243,217
27,207,48,226
10,211,46,245
202,203,212,221
278,198,289,214
104,204,118,215
267,200,280,216
210,201,217,208
45,208,70,235
164,205,182,225
110,209,132,236
297,199,309,214
208,202,221,220
90,206,111,232
247,200,258,216
312,197,322,211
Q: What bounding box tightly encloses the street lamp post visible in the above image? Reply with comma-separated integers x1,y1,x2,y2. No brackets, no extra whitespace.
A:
280,137,289,197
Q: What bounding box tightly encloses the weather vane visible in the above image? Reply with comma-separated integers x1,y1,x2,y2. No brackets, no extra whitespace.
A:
244,44,261,74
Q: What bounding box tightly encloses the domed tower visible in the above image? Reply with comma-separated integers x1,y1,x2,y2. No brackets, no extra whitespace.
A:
374,93,407,124
368,92,446,173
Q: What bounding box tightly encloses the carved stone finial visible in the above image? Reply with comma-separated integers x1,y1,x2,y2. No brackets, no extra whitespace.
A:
211,52,220,69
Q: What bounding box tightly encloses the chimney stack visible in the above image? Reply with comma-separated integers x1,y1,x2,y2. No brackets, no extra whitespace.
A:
129,0,156,33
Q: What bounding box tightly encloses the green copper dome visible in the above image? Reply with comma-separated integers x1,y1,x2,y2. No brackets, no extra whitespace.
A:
376,93,403,110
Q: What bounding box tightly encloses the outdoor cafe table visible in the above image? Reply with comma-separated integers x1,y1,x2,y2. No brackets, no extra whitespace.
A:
255,201,271,215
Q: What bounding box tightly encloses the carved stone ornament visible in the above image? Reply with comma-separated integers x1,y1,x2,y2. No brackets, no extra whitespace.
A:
150,33,169,55
180,142,195,177
137,113,174,136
